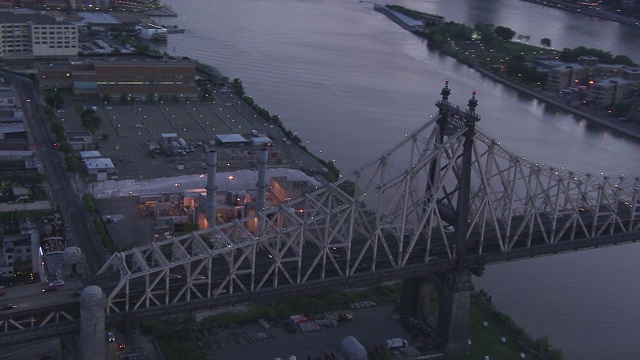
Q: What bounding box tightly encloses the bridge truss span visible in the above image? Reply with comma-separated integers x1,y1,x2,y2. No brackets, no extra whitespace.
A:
98,83,640,313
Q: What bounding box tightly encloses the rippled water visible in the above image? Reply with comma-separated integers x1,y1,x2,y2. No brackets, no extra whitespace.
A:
155,1,640,358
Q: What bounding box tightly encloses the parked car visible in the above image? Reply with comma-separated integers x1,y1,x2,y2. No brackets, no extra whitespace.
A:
283,322,297,333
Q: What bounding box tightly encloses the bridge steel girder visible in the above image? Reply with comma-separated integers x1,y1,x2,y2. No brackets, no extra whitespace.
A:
96,91,640,316
0,303,80,344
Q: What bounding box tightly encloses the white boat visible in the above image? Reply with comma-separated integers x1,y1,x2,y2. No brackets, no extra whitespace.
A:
136,23,168,41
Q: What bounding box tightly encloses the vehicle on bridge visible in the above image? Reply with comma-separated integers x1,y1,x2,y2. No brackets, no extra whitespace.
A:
49,280,65,287
42,284,58,292
386,337,409,350
1,304,17,311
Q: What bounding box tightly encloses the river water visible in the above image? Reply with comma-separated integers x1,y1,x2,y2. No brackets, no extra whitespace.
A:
154,1,640,358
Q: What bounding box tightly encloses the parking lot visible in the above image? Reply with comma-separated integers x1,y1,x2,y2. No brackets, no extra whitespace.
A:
58,89,326,182
203,304,415,360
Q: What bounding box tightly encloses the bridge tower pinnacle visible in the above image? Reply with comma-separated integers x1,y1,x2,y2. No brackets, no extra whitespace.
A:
441,79,451,102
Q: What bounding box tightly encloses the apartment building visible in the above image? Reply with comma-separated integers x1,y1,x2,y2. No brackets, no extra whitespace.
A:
0,11,78,59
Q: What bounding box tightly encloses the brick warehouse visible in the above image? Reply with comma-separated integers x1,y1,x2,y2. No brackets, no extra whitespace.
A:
37,56,199,100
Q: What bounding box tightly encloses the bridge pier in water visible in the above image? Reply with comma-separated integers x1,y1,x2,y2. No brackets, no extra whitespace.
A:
399,271,473,354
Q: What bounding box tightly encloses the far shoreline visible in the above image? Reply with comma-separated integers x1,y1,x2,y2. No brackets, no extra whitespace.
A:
473,66,640,141
376,4,640,142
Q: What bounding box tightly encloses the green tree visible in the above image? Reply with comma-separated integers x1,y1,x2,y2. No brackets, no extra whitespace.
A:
119,92,129,104
81,114,101,132
233,77,245,97
474,22,495,44
425,31,445,50
450,23,473,42
612,54,636,66
64,154,77,172
44,92,64,109
102,93,112,105
540,38,552,47
242,95,254,107
50,122,65,140
494,26,516,41
58,142,73,155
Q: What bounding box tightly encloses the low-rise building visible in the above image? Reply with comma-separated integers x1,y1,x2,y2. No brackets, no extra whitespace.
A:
38,57,198,99
0,230,39,279
0,85,16,107
270,176,309,204
84,157,115,180
66,130,93,150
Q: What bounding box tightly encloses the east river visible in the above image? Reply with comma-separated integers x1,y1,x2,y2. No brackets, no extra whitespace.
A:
153,1,640,358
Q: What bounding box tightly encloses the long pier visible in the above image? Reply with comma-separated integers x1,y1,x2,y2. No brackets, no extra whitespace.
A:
373,4,426,31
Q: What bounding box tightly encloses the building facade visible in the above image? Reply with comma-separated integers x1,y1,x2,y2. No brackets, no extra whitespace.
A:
0,11,78,59
38,57,199,99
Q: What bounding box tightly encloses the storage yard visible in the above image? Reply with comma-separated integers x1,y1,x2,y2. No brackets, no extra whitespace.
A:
204,304,416,360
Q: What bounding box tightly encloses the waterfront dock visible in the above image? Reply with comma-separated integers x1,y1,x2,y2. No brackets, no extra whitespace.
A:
146,7,178,17
373,4,425,32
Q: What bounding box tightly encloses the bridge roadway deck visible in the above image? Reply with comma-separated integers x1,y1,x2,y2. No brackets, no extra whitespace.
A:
1,228,638,347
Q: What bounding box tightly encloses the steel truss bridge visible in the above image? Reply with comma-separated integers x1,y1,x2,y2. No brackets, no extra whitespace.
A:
1,83,639,346
97,82,640,313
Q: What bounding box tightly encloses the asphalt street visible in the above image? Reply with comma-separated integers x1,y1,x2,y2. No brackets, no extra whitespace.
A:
4,71,108,275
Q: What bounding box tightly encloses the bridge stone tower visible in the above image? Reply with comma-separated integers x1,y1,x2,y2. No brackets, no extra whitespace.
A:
399,271,472,354
79,285,107,360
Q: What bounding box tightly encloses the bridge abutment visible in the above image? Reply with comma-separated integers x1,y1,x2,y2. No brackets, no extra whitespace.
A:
399,271,472,354
435,271,472,354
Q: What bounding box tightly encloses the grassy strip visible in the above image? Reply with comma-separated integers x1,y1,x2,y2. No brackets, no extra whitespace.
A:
450,291,563,359
82,193,116,252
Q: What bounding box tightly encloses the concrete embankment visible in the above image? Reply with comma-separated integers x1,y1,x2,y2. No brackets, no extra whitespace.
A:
373,4,424,31
474,67,640,141
519,0,640,26
374,4,640,141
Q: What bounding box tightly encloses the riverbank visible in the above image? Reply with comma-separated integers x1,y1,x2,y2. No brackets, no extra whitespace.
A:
375,3,640,142
474,67,640,141
519,0,640,27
